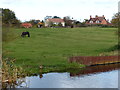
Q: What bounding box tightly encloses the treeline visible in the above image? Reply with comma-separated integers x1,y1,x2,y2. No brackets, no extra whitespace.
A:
2,8,21,27
1,8,119,28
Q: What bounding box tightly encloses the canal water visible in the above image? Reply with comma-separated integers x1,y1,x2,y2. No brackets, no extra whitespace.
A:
16,64,119,88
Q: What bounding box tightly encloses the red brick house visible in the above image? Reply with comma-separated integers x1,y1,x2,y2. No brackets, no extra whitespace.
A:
21,23,32,28
86,15,109,25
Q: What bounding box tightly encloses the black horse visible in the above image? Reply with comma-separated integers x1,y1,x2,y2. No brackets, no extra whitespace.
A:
21,31,30,37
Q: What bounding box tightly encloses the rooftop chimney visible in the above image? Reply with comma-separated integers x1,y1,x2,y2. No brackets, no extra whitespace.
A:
90,15,92,18
95,15,98,18
102,15,105,18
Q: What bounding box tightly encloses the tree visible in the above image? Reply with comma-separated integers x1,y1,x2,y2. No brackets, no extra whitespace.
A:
63,16,73,27
25,19,41,27
74,21,81,27
27,19,39,25
83,19,89,23
53,16,60,18
111,13,119,27
58,23,62,27
2,8,20,26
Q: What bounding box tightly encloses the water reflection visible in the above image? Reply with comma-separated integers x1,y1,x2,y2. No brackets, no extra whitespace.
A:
22,70,118,88
2,64,120,88
39,69,43,78
70,63,120,77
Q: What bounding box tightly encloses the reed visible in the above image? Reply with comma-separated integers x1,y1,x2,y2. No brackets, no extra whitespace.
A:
2,58,25,88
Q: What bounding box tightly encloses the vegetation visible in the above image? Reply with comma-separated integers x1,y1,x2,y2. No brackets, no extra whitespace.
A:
25,19,41,27
2,58,26,88
111,13,119,27
53,16,60,18
2,8,21,27
63,16,73,27
2,27,18,42
2,27,118,74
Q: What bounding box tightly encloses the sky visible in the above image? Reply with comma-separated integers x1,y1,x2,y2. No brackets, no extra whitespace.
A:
0,0,119,22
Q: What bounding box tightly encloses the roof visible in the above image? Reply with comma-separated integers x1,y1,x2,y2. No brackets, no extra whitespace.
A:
89,16,106,22
21,23,32,25
21,23,32,27
38,22,43,24
48,18,64,23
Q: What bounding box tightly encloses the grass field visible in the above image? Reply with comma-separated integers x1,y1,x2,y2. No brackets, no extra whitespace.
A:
3,27,118,74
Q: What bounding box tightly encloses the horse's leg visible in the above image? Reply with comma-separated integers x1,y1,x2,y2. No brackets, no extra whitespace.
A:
28,32,30,37
21,34,24,37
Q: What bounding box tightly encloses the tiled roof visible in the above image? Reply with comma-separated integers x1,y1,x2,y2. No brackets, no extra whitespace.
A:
97,17,105,21
21,23,32,27
86,15,111,25
89,16,105,22
21,23,32,26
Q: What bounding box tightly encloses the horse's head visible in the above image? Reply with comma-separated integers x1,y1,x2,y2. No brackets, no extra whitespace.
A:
21,31,30,37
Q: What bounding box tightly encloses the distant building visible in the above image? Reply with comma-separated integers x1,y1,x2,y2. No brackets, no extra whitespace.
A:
44,16,52,21
37,22,44,28
86,15,109,25
21,23,32,28
45,18,65,27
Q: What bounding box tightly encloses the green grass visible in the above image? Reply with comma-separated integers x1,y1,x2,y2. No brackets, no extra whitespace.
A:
2,27,118,74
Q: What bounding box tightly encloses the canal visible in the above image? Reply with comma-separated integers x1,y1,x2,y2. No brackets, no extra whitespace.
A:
16,64,119,88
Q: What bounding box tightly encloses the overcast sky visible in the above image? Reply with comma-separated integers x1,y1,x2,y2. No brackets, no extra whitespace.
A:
0,0,119,22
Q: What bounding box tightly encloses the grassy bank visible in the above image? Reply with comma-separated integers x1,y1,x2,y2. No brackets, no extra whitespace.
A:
2,27,118,74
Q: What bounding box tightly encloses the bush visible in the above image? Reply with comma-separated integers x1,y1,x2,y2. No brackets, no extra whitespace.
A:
85,24,114,28
2,27,18,42
2,58,26,88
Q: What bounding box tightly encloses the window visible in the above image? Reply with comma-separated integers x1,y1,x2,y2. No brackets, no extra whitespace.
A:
96,20,100,23
90,21,93,23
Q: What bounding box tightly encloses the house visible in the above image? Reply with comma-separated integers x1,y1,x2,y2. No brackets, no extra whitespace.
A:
86,15,109,25
45,18,65,27
21,23,32,28
37,22,44,28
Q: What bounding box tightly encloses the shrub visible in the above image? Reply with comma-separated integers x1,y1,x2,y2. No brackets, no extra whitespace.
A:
2,58,26,88
2,27,18,42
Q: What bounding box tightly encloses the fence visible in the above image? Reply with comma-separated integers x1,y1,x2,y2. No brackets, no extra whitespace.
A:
69,56,119,66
